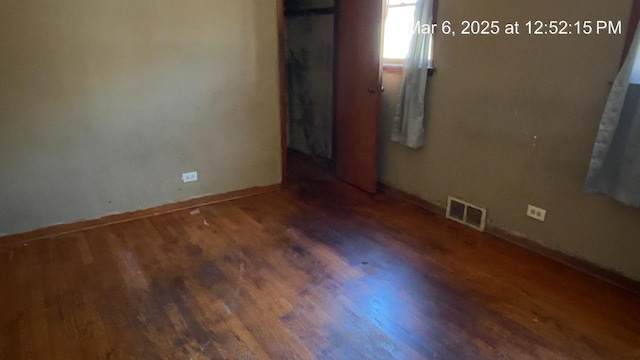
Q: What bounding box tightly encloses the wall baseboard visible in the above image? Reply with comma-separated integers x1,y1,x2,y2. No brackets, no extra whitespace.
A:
378,183,447,216
377,182,640,296
0,184,282,248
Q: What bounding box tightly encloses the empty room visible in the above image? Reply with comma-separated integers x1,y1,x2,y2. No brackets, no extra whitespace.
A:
2,0,640,359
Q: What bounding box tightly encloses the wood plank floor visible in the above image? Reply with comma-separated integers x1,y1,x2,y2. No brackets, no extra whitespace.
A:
1,155,639,359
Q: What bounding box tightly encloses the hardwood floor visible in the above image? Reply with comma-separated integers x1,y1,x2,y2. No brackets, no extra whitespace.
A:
1,154,639,359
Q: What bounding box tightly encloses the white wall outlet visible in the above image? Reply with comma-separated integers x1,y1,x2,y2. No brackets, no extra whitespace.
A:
182,171,198,183
527,205,547,222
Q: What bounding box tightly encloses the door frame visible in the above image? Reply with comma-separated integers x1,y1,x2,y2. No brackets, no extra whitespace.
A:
276,0,343,184
276,0,288,187
331,0,340,174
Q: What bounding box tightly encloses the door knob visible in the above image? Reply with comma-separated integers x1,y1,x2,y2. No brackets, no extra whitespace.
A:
368,86,377,93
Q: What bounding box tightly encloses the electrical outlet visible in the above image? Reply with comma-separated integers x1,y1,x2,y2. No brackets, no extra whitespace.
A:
527,205,546,222
182,171,198,183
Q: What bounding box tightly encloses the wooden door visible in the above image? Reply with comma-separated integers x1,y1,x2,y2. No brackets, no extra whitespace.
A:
334,0,384,193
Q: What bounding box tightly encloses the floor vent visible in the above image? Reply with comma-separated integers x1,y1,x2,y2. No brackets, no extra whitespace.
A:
446,197,487,231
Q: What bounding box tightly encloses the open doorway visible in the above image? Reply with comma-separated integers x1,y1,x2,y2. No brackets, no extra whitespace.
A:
279,0,384,193
283,1,336,164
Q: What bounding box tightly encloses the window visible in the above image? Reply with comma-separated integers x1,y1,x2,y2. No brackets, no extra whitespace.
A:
622,0,640,66
382,0,435,71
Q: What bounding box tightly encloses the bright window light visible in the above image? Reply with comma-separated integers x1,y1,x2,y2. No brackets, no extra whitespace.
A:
383,1,418,61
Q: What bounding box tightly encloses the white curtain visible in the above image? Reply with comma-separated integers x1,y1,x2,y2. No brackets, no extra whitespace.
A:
585,25,640,207
391,0,434,149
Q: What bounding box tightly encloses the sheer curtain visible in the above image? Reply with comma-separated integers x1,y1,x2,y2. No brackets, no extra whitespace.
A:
585,25,640,207
391,0,434,149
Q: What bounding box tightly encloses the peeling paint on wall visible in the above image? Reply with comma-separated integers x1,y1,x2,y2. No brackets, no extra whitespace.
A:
285,9,334,159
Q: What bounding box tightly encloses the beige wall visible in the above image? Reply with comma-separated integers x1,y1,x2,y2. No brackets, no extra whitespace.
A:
0,0,282,236
379,0,640,280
